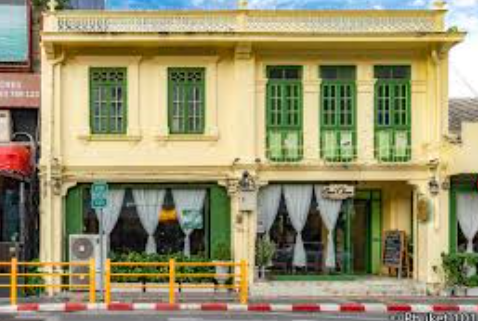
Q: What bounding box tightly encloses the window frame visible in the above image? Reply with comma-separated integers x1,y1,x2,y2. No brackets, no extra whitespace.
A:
374,66,412,162
89,67,128,135
167,67,206,135
320,66,357,162
449,175,478,253
265,66,304,162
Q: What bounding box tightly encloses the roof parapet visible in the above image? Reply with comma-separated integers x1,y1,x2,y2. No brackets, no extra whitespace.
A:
43,9,447,34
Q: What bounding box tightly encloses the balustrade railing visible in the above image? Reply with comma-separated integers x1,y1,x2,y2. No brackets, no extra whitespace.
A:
43,10,444,34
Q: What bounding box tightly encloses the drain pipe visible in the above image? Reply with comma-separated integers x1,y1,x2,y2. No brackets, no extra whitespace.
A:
45,48,65,265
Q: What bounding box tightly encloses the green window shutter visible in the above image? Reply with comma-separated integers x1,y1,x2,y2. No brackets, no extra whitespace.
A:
320,66,357,162
89,68,127,134
266,66,303,162
65,186,84,260
209,185,231,259
168,68,206,134
374,66,411,162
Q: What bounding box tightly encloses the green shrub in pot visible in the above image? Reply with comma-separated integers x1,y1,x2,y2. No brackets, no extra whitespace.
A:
211,241,231,286
255,236,276,280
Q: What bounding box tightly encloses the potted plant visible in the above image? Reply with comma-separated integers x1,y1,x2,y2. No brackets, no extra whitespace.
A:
440,252,478,296
212,241,231,286
464,254,478,296
255,236,276,280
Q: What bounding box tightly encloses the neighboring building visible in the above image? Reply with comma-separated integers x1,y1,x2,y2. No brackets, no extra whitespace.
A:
0,0,40,261
40,5,464,289
446,98,478,255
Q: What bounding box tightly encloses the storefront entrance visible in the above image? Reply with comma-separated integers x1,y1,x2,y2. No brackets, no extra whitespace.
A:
349,190,381,275
258,185,381,278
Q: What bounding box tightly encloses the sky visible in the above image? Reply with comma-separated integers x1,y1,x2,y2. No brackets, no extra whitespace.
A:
105,0,478,98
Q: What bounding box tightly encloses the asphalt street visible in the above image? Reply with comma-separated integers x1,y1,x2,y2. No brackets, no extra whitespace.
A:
0,312,394,321
2,311,467,321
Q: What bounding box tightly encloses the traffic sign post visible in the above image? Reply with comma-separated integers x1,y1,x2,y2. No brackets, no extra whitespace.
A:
91,181,109,298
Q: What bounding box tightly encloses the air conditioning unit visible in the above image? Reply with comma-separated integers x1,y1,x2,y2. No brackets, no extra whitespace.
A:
0,110,12,142
69,234,108,289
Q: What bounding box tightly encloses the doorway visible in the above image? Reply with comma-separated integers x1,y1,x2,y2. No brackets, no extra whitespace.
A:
348,190,382,275
351,199,369,273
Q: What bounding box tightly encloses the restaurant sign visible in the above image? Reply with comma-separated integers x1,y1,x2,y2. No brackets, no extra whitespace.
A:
0,73,40,108
322,184,355,200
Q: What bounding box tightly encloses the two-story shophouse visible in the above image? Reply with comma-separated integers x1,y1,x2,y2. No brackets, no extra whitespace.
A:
40,3,465,291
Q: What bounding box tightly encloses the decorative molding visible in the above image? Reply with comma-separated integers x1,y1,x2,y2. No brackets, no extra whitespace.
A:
51,158,63,196
235,42,252,60
155,134,220,142
219,178,241,197
61,181,78,197
78,134,143,142
48,11,442,34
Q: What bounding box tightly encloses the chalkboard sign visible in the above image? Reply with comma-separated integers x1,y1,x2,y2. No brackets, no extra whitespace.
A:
382,230,405,268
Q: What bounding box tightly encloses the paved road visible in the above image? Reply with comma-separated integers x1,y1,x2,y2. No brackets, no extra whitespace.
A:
0,311,392,321
5,311,478,321
0,311,407,321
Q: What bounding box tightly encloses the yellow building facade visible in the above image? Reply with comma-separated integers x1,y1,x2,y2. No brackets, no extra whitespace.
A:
40,7,465,289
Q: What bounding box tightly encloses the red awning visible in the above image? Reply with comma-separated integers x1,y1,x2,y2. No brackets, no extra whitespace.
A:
0,145,32,179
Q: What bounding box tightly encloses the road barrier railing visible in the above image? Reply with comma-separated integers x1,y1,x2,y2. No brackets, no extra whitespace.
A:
0,259,248,305
107,259,248,304
0,258,96,305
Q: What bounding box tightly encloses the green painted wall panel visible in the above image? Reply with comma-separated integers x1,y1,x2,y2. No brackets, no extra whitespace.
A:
209,186,231,259
65,186,84,260
370,191,382,274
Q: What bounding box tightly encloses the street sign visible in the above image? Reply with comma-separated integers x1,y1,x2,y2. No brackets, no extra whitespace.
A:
90,181,109,297
182,209,203,230
91,181,108,210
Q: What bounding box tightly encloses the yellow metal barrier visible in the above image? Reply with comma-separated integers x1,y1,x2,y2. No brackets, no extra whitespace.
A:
106,259,248,304
0,259,96,305
0,258,249,305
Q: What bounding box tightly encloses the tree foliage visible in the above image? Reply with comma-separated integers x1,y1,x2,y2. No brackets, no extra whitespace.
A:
32,0,70,11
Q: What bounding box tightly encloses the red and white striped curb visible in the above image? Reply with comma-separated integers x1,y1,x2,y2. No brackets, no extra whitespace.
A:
0,303,477,313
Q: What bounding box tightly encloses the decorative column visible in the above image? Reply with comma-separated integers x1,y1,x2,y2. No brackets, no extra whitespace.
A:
223,172,259,285
303,64,319,161
234,43,256,163
356,63,375,163
39,42,65,265
409,178,449,287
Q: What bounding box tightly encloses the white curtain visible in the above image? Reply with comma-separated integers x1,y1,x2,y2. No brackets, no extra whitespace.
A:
258,185,282,237
315,185,343,269
172,189,207,257
132,189,166,254
95,189,125,248
457,193,478,253
283,185,313,267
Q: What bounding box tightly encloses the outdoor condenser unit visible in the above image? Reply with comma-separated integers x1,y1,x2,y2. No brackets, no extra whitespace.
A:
69,234,107,289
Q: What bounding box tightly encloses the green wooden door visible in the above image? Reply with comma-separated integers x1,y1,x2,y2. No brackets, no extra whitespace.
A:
370,191,382,274
266,66,303,162
320,66,357,162
209,186,231,259
65,185,84,260
353,190,382,274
